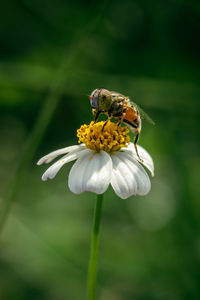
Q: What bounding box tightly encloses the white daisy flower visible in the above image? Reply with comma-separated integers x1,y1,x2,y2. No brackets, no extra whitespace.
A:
37,121,154,199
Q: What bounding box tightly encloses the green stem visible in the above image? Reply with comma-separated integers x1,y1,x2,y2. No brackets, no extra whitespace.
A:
87,194,104,300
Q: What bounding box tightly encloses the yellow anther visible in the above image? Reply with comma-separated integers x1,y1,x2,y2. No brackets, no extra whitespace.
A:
77,121,130,153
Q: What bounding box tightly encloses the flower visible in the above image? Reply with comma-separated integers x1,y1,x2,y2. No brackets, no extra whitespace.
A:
37,121,154,199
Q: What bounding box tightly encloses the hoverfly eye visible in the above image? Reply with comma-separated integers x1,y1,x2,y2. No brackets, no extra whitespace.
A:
90,94,99,109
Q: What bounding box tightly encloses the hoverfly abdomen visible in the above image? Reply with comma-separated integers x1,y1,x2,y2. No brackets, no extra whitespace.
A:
122,105,141,133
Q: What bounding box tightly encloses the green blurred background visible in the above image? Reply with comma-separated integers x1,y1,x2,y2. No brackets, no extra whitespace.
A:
0,0,200,299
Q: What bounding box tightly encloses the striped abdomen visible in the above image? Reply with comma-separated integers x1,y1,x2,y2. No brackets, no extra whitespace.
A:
123,106,141,134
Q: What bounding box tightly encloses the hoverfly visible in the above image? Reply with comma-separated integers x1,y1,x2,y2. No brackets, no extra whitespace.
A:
89,88,155,160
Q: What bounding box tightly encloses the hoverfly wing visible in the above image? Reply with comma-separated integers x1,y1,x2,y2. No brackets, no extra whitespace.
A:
130,101,155,125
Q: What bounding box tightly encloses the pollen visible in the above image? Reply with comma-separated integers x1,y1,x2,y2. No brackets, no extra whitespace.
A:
77,121,130,153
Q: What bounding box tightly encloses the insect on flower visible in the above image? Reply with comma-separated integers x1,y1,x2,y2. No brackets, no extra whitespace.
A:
37,121,154,199
89,88,155,160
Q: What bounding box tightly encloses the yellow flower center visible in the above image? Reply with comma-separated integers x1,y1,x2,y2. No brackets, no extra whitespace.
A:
77,120,130,153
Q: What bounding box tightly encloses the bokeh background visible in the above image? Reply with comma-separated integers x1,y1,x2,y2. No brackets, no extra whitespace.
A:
0,0,200,299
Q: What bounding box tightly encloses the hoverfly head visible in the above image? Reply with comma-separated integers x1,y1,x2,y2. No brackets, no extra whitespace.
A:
89,88,112,111
98,88,112,111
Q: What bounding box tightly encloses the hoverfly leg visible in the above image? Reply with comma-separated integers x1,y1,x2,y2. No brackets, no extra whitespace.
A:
94,111,101,123
92,109,96,118
134,133,143,162
116,111,126,133
116,118,123,133
102,120,108,132
102,116,111,132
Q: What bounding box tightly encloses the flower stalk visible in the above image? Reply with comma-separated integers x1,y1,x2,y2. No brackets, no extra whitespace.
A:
87,194,104,300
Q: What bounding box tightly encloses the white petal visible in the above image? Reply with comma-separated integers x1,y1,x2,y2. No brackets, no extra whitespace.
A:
41,148,89,181
37,144,86,165
123,143,154,176
110,151,151,199
68,150,112,194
